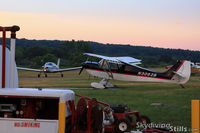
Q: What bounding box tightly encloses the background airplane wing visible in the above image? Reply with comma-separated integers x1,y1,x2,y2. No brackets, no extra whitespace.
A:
57,67,82,72
17,67,43,72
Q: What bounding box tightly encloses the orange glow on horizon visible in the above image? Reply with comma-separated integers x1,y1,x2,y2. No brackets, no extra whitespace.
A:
0,11,199,50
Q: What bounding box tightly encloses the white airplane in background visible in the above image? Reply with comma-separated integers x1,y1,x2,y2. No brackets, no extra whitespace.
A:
191,62,200,69
79,53,191,89
17,58,81,77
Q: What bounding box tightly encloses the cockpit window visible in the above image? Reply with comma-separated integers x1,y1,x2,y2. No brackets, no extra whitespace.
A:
99,60,109,70
46,63,53,66
124,65,135,72
98,59,123,70
109,63,118,70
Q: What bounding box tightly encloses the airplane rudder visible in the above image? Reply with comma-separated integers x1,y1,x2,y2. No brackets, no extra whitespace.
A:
177,60,191,84
57,58,60,68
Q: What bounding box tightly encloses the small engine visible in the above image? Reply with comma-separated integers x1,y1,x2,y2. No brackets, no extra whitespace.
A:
109,104,129,113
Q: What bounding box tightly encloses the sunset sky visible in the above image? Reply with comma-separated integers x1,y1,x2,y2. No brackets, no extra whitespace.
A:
0,0,199,50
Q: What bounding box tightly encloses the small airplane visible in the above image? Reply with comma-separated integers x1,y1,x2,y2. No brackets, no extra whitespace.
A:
79,53,191,89
17,58,81,77
191,62,200,69
191,62,200,73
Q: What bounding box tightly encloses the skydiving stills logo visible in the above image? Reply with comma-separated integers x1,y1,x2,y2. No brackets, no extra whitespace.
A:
136,123,188,132
134,100,200,133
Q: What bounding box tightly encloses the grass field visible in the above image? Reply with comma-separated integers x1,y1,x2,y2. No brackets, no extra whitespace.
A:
18,69,200,132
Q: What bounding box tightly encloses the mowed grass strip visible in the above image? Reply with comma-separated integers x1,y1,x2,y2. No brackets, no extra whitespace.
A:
18,69,200,130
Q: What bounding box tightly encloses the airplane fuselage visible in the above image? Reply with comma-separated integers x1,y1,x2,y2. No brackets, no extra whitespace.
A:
82,60,190,84
193,64,200,69
43,62,59,73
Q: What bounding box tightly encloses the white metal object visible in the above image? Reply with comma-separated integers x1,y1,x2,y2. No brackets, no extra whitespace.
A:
0,88,75,104
9,38,16,88
0,45,18,88
0,88,75,133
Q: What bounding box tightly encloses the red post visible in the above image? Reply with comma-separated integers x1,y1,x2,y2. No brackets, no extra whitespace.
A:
0,26,6,88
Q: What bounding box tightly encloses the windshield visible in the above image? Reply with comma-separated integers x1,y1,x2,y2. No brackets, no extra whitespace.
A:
46,62,54,66
99,59,123,70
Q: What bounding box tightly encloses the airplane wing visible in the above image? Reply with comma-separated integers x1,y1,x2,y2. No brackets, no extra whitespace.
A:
17,67,42,72
84,53,114,61
116,57,141,65
84,53,141,65
56,67,82,72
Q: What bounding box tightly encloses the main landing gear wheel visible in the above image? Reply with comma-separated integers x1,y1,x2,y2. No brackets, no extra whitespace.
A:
61,73,63,77
115,119,131,133
45,74,47,78
38,74,40,78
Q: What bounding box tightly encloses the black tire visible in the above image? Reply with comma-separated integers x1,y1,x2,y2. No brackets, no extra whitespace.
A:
38,74,40,78
61,74,64,77
136,115,151,124
114,119,131,133
45,74,47,77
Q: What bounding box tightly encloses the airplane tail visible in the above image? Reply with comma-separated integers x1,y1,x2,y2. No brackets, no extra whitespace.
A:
57,58,60,68
165,60,191,84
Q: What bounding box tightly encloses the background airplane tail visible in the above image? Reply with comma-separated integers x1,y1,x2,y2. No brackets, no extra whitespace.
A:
165,60,191,84
57,58,60,68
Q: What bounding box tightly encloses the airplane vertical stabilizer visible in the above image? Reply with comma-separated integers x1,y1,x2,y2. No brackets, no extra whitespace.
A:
57,58,60,68
171,60,191,84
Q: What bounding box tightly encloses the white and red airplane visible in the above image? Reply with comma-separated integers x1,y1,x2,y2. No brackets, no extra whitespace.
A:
18,58,81,77
79,53,191,89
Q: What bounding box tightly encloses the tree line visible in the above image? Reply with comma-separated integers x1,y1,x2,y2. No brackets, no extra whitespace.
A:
1,38,200,68
15,40,92,68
